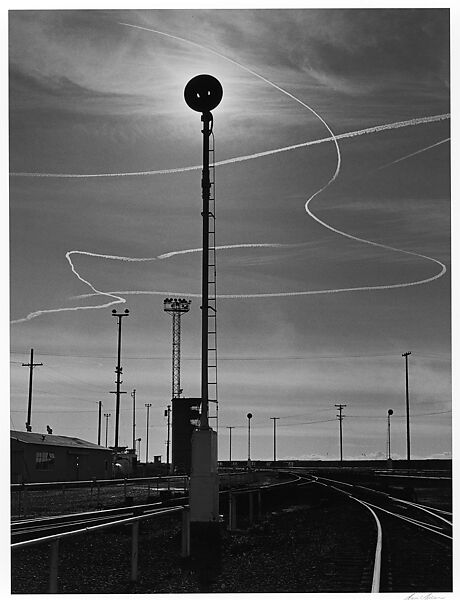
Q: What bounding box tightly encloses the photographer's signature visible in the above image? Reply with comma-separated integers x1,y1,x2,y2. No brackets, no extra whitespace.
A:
405,594,446,600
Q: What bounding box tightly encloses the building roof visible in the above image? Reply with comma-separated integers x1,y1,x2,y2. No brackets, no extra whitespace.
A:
10,430,111,451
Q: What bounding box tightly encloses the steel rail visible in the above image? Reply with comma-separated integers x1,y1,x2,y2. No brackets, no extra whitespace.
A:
11,505,184,550
313,474,451,535
11,474,189,491
11,504,190,593
13,500,162,527
360,499,453,540
390,497,452,525
314,480,382,593
11,471,248,492
353,498,382,593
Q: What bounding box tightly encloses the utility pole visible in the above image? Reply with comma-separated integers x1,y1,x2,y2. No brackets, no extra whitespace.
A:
104,413,111,447
270,417,279,462
165,405,171,473
110,308,129,450
97,401,102,445
22,348,43,432
131,389,136,451
145,403,152,464
335,404,347,462
402,351,412,462
226,426,234,462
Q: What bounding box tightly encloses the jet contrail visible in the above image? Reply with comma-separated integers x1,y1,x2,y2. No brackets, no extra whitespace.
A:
10,244,287,323
117,24,447,298
10,25,449,324
377,137,450,171
9,113,449,179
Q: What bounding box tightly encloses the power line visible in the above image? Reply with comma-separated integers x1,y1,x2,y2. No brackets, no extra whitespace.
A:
10,351,452,361
347,410,451,419
278,418,337,427
43,364,108,391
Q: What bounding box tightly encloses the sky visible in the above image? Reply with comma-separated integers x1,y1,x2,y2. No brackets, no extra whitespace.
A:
9,7,451,462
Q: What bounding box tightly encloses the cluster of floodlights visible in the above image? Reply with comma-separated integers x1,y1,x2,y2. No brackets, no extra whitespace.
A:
163,298,192,312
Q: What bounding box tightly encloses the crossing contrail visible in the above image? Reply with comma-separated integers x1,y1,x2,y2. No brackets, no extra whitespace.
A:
10,244,287,323
10,24,449,324
377,137,450,171
9,113,449,178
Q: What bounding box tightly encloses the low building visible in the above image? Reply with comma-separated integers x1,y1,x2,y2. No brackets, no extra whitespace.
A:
11,430,113,483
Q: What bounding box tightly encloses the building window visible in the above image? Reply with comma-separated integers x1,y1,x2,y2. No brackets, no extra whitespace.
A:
35,451,55,470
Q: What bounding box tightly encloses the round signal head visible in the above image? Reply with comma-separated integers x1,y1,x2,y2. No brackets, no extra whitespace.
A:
388,409,394,416
184,74,223,112
247,412,253,420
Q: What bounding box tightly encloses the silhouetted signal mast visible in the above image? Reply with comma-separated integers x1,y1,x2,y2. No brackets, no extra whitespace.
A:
184,73,223,540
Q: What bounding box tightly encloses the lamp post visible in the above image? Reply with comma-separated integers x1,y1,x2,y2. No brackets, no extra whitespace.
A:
104,413,111,448
131,389,136,451
145,403,152,464
387,409,394,460
247,413,253,469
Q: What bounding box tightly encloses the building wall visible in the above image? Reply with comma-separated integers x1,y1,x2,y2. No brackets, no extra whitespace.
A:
11,439,112,483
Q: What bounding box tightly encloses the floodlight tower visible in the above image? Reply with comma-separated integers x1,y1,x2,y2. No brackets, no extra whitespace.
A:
163,298,191,399
184,74,223,547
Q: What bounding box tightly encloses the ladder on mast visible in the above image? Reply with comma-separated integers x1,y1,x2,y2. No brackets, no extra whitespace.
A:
207,130,218,431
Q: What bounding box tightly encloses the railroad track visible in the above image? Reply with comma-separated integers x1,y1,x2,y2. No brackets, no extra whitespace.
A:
11,472,297,544
11,499,181,543
298,472,452,592
11,470,451,593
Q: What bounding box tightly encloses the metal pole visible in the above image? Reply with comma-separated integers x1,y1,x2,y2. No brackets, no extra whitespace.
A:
49,539,60,593
131,389,136,450
402,352,412,462
104,413,111,447
200,112,212,429
247,413,252,467
339,414,343,461
181,508,191,557
145,403,152,464
130,521,139,582
22,348,43,432
166,405,171,473
270,417,279,462
111,309,129,450
335,404,346,462
226,426,234,462
387,409,393,460
97,401,102,446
